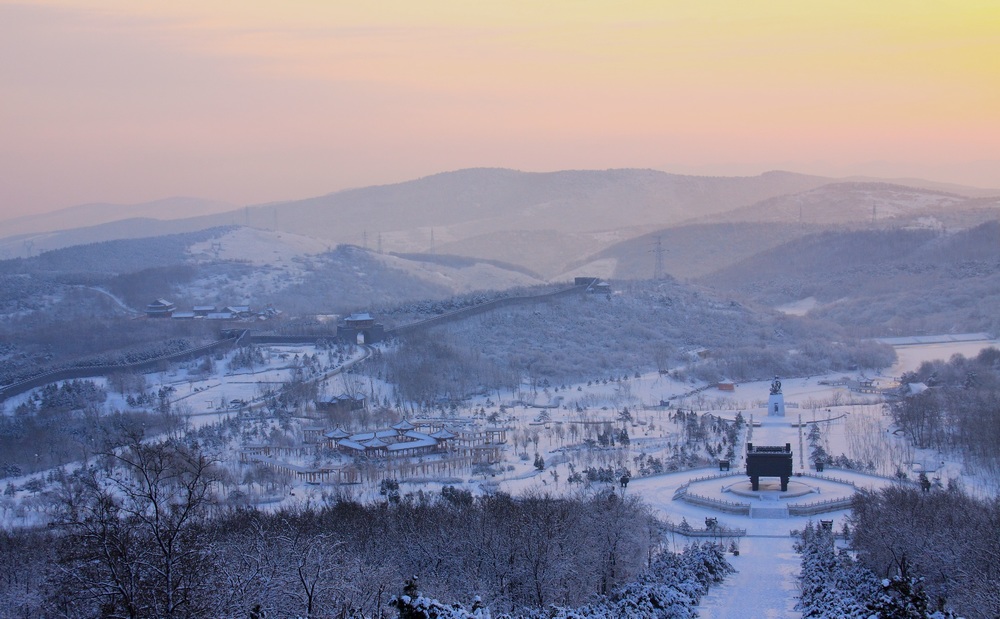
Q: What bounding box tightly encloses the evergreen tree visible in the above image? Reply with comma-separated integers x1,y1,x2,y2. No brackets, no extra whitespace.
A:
533,454,545,471
866,572,956,619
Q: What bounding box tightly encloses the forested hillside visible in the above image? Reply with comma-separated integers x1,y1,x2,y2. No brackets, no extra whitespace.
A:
570,221,819,280
797,481,1000,619
891,347,1000,476
381,280,893,401
0,435,733,618
698,221,1000,336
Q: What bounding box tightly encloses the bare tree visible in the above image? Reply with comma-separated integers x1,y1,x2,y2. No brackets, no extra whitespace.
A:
55,434,220,618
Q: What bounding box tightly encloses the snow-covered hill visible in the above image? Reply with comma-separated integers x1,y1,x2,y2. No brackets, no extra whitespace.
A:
187,227,332,266
699,182,981,225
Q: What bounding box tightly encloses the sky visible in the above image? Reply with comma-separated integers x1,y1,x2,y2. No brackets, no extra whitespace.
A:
1,1,998,219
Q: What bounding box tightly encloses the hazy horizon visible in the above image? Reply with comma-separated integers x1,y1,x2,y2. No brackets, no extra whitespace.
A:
2,1,998,219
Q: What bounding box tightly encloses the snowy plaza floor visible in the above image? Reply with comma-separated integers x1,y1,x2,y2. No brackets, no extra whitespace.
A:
625,466,901,618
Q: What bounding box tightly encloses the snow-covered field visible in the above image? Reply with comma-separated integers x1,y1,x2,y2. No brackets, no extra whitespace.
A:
775,297,818,316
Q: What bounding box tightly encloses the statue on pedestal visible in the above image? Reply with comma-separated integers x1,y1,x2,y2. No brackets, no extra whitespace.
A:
768,376,785,417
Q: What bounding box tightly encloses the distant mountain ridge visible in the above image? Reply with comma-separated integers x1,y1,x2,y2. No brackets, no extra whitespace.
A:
564,222,821,280
0,226,545,315
694,182,972,226
0,196,236,238
1,168,833,259
561,182,1000,280
3,168,997,279
186,168,838,253
3,169,998,340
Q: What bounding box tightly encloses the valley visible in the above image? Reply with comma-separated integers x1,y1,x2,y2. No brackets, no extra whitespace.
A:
1,168,998,618
5,2,998,615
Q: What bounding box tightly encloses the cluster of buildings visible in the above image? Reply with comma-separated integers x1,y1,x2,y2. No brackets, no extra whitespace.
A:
312,420,455,457
145,299,280,321
240,415,510,486
302,417,508,462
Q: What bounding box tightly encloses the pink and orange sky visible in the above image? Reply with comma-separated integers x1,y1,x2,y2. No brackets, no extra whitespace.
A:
1,1,998,219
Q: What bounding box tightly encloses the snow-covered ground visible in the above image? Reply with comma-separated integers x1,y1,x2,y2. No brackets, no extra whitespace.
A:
1,342,367,425
167,344,368,424
774,297,818,316
463,337,1000,618
187,227,332,266
4,336,999,616
695,536,801,619
887,337,999,376
180,226,544,301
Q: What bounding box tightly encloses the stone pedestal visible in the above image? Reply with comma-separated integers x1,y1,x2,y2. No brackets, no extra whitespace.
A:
768,392,785,417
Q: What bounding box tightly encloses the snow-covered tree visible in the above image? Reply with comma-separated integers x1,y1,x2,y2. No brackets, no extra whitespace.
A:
795,522,880,618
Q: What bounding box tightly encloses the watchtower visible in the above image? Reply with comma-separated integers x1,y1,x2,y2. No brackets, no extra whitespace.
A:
746,442,793,491
337,313,385,344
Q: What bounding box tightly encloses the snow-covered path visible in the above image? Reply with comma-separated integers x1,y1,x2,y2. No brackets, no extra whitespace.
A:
626,469,804,618
75,285,140,315
695,535,801,619
629,471,805,618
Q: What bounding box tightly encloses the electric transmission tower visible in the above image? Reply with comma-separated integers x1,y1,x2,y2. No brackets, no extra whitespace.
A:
650,236,666,280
